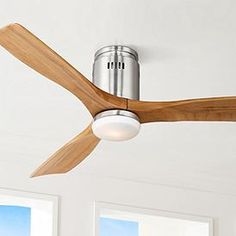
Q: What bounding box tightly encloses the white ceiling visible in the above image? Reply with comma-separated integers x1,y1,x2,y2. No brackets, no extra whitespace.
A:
1,0,236,195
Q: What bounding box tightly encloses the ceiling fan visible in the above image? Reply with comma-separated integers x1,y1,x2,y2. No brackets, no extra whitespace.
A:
1,23,236,177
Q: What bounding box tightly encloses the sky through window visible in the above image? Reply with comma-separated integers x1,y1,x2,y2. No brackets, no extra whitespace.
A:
100,217,138,236
0,205,31,236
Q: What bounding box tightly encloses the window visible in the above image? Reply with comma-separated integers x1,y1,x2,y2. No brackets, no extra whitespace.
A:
0,188,58,236
95,202,213,236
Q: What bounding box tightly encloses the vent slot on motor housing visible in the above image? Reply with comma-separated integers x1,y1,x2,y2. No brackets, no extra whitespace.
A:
107,62,125,70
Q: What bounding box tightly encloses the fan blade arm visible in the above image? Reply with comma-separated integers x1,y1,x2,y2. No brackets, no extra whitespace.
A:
31,124,100,177
128,96,236,123
0,23,127,116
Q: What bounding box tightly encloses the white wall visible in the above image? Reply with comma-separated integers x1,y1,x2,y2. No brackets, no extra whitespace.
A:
0,162,236,236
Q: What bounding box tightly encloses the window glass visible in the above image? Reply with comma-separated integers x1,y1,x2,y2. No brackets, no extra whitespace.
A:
0,205,31,236
100,217,139,236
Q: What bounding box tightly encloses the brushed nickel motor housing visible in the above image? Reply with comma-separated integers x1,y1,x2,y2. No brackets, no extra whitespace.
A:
92,45,140,100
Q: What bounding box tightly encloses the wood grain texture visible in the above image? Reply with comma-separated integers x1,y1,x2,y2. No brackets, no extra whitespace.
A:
0,23,127,116
31,124,100,177
128,97,236,123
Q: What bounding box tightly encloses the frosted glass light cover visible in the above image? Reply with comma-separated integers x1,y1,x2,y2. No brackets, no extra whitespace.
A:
92,115,141,141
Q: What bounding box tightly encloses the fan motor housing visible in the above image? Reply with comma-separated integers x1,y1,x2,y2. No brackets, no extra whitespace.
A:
93,45,140,100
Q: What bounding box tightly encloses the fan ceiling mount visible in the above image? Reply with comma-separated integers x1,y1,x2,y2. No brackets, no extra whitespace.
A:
1,23,236,177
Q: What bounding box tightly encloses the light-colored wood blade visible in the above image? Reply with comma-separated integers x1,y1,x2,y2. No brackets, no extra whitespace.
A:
128,96,236,123
31,124,100,177
0,23,127,116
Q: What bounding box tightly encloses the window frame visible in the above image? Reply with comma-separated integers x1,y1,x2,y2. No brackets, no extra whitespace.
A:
94,202,213,236
0,188,58,236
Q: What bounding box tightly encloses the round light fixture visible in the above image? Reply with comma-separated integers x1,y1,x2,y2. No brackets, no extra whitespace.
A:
92,110,141,141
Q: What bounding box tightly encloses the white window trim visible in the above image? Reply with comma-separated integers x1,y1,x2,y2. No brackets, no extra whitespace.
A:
0,188,58,236
94,202,213,236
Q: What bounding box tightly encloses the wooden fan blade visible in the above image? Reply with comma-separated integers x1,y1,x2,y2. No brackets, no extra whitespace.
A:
0,23,127,116
128,96,236,123
31,124,100,177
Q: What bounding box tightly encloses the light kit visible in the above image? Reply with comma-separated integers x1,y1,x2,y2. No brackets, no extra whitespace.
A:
92,110,141,141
